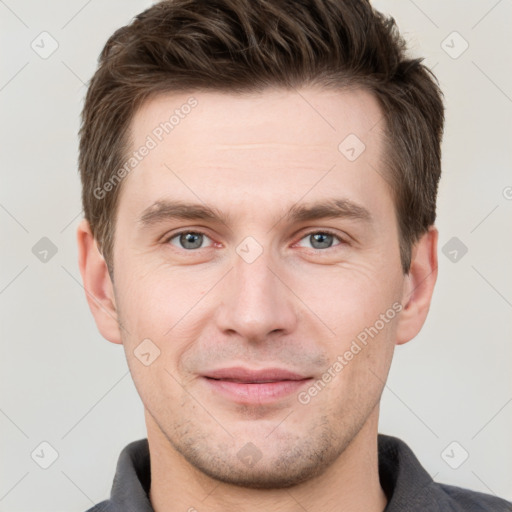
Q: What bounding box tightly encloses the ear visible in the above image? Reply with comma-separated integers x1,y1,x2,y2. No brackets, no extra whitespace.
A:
77,219,122,344
395,226,438,346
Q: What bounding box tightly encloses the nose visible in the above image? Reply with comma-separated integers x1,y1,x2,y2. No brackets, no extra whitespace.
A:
214,247,298,343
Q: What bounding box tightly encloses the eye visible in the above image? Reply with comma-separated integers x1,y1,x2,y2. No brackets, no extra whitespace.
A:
166,231,213,250
296,231,345,250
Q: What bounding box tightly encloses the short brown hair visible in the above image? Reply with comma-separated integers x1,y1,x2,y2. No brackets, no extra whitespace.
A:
79,0,444,274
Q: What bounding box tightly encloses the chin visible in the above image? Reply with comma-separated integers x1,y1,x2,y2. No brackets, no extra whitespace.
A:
171,426,341,490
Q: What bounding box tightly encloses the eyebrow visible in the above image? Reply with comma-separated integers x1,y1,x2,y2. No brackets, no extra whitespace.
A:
138,198,373,228
285,199,372,224
139,201,231,226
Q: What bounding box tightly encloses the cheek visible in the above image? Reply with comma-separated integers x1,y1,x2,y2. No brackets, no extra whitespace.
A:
312,308,398,418
296,263,402,399
297,263,400,341
114,270,195,409
115,259,209,335
114,263,215,387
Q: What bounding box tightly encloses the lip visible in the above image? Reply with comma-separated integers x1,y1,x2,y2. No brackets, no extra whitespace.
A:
204,367,309,382
202,367,312,404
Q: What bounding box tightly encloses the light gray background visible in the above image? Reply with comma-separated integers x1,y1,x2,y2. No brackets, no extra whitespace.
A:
1,1,511,510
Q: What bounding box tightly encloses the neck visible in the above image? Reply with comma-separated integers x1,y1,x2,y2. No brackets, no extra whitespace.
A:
147,408,388,512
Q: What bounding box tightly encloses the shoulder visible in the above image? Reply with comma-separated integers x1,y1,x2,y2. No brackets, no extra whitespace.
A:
434,482,512,512
377,434,511,512
84,500,113,512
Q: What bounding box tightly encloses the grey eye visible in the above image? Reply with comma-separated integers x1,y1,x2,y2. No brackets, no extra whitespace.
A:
308,232,335,249
169,232,209,250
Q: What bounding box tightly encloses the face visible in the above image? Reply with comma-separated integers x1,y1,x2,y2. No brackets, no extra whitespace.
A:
109,87,407,487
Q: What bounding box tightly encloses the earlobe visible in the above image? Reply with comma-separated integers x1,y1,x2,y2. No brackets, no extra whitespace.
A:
77,219,122,344
395,226,438,346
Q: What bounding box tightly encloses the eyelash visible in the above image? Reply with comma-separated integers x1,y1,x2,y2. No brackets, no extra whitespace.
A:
163,229,347,252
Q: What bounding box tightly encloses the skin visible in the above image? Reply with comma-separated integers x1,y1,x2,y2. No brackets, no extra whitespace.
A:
78,87,438,512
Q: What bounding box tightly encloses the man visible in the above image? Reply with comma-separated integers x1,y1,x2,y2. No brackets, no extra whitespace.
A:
76,0,511,511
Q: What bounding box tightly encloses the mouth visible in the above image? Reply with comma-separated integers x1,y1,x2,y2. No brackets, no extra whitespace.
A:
201,367,313,404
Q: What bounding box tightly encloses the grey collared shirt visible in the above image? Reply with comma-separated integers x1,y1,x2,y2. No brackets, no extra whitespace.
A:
85,434,512,511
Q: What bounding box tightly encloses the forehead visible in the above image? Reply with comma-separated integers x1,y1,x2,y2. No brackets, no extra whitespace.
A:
119,87,391,223
130,86,383,150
